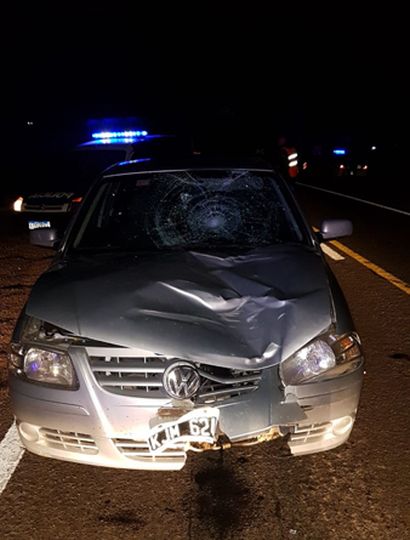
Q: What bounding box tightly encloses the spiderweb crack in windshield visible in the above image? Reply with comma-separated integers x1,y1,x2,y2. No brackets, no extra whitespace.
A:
145,171,283,248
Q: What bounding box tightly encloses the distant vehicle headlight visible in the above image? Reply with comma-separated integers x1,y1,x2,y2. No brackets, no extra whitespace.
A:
13,196,24,212
9,345,77,388
280,332,363,386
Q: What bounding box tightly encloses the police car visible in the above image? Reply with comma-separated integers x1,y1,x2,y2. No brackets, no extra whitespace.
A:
13,130,189,234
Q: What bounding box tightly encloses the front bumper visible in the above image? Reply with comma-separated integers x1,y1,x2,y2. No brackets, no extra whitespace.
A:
9,347,363,470
19,209,74,233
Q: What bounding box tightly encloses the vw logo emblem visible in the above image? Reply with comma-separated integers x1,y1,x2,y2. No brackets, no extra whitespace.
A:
163,361,201,400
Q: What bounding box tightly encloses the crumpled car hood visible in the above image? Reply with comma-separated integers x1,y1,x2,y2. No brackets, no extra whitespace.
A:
26,245,333,369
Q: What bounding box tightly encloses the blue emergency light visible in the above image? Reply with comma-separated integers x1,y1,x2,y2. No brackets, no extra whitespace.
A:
89,130,149,145
92,138,137,145
92,130,148,139
333,148,347,155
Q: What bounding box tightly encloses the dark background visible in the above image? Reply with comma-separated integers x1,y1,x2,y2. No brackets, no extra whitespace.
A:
0,4,408,196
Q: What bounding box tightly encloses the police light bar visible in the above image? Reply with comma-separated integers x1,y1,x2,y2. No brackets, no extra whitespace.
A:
92,138,137,144
92,130,148,139
333,149,347,155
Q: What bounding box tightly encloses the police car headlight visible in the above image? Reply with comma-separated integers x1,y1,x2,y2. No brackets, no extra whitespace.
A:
13,196,24,212
279,332,363,386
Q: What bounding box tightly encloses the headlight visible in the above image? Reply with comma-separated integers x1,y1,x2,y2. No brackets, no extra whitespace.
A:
13,196,24,212
280,332,362,386
9,345,77,388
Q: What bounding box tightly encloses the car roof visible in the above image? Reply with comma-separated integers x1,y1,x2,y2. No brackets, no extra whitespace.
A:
103,155,275,177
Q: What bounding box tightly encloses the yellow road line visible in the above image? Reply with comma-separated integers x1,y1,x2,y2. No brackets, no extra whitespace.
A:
313,227,410,295
329,239,410,295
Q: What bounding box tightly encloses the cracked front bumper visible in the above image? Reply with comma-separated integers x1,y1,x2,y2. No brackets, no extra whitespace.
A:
9,347,364,470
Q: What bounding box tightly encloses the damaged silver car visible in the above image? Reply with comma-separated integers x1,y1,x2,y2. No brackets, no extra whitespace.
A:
9,158,364,470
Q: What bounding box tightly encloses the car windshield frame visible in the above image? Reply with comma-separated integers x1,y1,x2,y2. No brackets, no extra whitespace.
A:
64,167,313,256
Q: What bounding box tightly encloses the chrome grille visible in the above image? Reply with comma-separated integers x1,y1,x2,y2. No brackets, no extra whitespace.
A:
87,349,262,402
39,428,98,455
89,355,168,396
196,366,262,403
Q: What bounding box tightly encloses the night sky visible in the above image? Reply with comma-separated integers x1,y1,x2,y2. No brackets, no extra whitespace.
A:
1,5,407,154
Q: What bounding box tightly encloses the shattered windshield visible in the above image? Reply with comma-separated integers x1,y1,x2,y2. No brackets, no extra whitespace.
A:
73,169,305,252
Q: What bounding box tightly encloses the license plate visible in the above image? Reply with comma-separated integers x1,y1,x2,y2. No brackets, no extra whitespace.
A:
147,407,219,455
28,220,51,230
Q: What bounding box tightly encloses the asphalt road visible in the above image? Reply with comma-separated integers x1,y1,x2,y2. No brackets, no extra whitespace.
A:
0,187,409,539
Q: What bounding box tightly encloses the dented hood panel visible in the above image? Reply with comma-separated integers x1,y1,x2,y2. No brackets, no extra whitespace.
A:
26,246,332,369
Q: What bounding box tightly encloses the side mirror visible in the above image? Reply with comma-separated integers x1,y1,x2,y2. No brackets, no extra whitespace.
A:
29,228,59,248
318,219,353,242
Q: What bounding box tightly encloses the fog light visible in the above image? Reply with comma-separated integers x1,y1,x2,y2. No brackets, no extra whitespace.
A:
18,422,39,442
331,416,353,436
